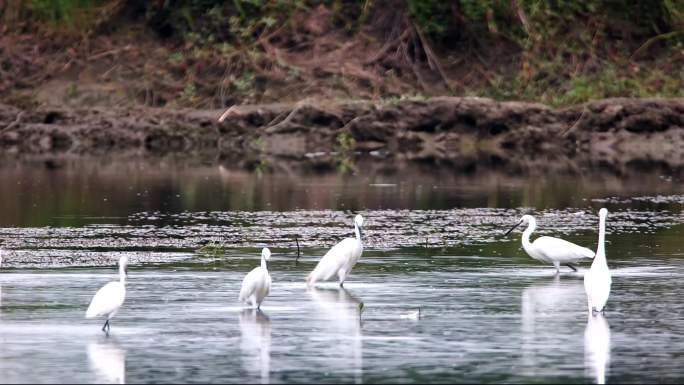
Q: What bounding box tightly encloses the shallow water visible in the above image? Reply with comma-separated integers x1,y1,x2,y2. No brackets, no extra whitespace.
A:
2,261,684,383
0,159,683,383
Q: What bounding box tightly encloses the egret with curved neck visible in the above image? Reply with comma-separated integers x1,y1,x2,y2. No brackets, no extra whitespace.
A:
86,256,128,333
506,214,595,273
307,214,364,288
584,208,612,314
239,248,272,310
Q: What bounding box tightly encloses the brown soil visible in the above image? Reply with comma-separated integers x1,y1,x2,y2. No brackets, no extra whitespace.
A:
0,13,464,109
1,5,682,177
4,8,680,113
2,97,683,177
0,4,577,109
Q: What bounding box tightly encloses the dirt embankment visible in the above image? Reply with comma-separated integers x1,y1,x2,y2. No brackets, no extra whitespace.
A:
1,97,683,176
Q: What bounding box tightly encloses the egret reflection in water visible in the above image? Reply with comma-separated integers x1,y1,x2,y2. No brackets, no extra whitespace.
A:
520,275,586,375
308,287,363,383
521,275,586,321
584,314,611,384
239,309,272,384
88,336,126,384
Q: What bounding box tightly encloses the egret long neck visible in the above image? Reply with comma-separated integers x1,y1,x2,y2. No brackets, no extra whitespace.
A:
354,223,361,243
119,264,126,284
522,219,535,251
595,215,607,262
261,256,268,270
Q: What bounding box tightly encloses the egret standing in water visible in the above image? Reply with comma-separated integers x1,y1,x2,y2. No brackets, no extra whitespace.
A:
505,214,595,273
307,214,364,288
584,208,612,314
86,256,128,334
239,248,272,310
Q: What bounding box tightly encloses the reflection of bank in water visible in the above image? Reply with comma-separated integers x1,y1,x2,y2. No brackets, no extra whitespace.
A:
239,309,272,384
5,153,684,229
308,288,363,384
520,276,585,376
584,314,611,384
88,337,126,384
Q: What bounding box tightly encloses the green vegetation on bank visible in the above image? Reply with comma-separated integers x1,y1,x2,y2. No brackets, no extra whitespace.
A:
1,1,683,107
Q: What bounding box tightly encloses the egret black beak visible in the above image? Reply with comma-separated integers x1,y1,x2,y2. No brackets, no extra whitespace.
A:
504,220,523,236
266,260,271,271
125,267,129,277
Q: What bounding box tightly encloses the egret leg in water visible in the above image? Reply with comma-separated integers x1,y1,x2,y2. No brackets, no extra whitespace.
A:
505,215,595,274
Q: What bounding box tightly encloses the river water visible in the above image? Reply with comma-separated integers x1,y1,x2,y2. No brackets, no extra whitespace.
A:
0,158,682,383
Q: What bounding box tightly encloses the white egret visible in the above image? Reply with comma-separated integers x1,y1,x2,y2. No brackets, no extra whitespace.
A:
307,214,364,288
239,248,272,310
584,208,612,314
505,214,594,273
86,256,128,333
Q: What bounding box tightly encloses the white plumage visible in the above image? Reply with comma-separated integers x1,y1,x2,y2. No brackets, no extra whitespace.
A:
239,248,272,309
307,214,364,288
86,256,128,333
506,214,594,273
584,208,612,314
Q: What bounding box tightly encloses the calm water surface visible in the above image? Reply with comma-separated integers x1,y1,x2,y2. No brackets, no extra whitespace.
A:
0,159,683,383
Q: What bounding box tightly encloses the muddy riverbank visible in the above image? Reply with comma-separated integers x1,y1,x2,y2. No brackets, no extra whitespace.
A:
1,97,683,176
